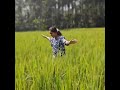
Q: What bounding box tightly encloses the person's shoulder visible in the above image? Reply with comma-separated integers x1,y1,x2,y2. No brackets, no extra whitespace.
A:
60,36,65,39
49,37,54,41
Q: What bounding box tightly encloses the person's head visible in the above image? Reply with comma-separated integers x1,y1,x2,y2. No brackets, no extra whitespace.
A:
49,26,62,37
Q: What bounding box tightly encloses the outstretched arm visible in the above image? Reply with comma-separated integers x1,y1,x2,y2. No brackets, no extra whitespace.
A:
41,34,51,41
64,39,77,46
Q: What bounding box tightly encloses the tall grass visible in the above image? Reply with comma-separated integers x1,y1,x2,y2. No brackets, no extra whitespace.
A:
15,28,105,90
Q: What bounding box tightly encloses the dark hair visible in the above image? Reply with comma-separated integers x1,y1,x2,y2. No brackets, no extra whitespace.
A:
49,26,62,36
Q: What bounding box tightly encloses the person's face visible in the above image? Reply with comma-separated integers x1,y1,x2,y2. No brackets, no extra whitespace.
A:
50,31,57,37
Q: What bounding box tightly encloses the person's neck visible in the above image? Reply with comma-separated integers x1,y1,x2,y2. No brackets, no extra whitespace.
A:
55,35,59,40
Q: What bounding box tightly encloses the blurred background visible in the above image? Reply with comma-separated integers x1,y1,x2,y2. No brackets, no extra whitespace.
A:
15,0,105,31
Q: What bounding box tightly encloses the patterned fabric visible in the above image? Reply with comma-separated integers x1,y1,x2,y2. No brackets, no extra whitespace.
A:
49,36,67,57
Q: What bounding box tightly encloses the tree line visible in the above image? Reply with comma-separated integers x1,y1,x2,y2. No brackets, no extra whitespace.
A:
15,0,105,31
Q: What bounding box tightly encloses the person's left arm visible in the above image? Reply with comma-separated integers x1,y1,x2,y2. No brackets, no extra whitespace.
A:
62,37,77,46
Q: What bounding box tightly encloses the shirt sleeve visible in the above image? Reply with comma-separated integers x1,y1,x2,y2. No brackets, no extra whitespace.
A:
48,37,53,43
61,36,69,45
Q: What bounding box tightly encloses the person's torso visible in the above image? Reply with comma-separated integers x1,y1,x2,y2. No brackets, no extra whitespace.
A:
50,36,65,56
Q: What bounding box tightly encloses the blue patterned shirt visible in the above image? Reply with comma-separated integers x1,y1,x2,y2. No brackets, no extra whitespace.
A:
49,36,67,57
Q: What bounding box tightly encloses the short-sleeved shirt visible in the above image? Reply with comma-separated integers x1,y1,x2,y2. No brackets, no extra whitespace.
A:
49,36,67,57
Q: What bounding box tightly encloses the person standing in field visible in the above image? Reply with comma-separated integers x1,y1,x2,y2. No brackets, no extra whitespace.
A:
41,26,77,58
